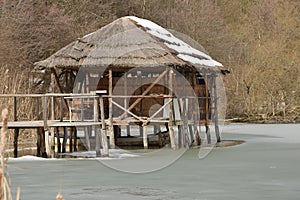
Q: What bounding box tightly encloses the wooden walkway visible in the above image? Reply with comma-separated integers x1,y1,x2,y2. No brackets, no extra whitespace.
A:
0,91,218,158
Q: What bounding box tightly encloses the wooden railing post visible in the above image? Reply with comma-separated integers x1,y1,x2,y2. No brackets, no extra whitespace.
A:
13,96,19,158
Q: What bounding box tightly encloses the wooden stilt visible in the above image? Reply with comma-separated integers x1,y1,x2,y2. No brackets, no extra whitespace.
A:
84,126,91,151
108,69,115,149
139,124,143,137
57,127,61,153
36,128,41,157
41,128,47,158
182,98,189,147
205,75,211,144
100,95,108,156
95,126,101,157
188,124,194,144
168,69,176,150
62,127,67,153
13,128,19,158
74,127,77,152
143,125,148,149
213,75,221,143
13,97,19,157
193,119,201,145
69,127,73,153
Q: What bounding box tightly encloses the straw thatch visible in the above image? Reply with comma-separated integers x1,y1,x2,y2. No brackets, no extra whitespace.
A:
34,16,222,71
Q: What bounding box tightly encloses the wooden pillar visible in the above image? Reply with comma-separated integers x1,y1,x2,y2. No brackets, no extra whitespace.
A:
205,75,211,144
168,69,176,150
108,69,115,149
100,95,109,156
213,75,221,143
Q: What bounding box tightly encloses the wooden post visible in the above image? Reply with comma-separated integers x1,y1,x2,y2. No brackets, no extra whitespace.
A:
13,128,19,158
205,75,211,144
62,127,68,153
35,97,40,120
50,73,56,156
36,128,41,157
124,74,130,137
42,95,51,156
213,75,221,143
74,127,77,152
108,69,115,149
193,113,201,145
60,96,64,122
69,127,73,153
143,125,148,149
13,97,19,157
84,126,91,151
94,95,100,157
168,69,176,150
100,95,108,156
57,127,61,153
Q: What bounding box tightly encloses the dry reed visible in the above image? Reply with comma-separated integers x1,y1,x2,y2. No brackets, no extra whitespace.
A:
0,109,20,200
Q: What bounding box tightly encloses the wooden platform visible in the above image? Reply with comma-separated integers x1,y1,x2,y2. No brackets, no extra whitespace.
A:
0,120,101,129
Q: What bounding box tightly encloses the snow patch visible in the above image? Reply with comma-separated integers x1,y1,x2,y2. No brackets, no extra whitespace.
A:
125,16,223,67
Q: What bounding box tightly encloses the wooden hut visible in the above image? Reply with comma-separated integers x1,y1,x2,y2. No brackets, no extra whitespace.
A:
34,16,226,151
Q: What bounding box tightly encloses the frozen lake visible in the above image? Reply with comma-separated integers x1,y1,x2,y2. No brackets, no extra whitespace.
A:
7,123,300,200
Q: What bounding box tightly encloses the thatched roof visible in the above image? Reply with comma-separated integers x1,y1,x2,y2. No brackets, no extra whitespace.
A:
34,16,223,71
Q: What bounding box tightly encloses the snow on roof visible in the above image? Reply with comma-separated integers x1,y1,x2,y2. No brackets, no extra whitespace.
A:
125,16,223,67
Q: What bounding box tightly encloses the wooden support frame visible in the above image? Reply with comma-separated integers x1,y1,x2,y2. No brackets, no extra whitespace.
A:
119,69,169,119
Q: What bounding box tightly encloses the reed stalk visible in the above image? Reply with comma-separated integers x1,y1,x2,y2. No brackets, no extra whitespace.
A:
0,109,20,200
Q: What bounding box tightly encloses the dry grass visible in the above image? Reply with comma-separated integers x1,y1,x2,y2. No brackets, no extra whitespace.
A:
1,109,20,200
0,67,37,153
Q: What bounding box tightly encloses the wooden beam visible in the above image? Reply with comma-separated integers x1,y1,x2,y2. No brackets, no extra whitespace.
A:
120,68,169,119
51,69,69,111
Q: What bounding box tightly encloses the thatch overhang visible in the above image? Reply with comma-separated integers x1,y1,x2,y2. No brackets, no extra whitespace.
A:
34,16,225,75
